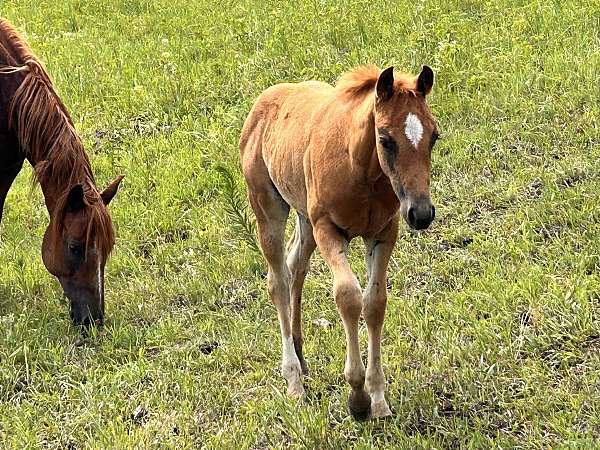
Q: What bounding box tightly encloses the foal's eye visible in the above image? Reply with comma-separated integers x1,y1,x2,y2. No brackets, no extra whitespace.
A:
378,136,396,151
431,131,440,146
69,244,83,257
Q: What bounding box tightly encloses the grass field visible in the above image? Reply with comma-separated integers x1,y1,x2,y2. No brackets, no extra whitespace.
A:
1,0,599,447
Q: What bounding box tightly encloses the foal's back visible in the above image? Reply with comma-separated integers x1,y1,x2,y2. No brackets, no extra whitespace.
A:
240,79,352,216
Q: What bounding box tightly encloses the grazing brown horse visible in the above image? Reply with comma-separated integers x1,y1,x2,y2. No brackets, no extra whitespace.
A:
0,19,123,326
240,65,438,419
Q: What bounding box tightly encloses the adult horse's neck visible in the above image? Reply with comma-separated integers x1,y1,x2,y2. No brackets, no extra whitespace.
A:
9,59,96,214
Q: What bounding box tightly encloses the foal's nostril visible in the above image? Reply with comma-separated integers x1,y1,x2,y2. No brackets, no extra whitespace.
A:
406,203,436,230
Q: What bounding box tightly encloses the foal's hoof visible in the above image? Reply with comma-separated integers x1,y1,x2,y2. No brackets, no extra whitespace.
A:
348,389,371,421
287,382,305,398
283,362,305,398
370,400,393,419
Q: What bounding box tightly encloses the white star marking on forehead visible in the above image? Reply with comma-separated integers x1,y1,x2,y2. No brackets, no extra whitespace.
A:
405,113,423,148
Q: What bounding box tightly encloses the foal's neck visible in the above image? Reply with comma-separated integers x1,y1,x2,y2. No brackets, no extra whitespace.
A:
346,95,385,185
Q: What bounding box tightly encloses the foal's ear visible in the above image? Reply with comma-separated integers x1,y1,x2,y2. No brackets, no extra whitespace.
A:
376,66,395,101
416,65,434,96
66,184,86,212
100,175,124,205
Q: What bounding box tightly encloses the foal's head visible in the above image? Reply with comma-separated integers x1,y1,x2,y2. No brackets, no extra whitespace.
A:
42,177,123,327
374,66,438,230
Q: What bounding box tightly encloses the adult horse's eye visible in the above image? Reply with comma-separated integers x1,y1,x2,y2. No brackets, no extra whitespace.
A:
69,243,83,258
431,131,440,146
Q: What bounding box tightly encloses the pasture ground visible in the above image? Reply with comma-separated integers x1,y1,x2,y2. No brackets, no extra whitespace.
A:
1,0,599,447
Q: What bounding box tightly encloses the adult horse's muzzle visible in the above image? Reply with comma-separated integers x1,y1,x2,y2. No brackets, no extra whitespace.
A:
402,195,435,230
60,280,104,327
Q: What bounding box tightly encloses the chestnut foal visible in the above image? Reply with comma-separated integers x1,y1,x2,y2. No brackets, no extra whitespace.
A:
240,65,438,419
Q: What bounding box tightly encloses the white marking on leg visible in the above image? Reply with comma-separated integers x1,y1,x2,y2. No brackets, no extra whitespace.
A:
282,335,297,370
281,334,304,396
371,390,385,405
405,113,423,148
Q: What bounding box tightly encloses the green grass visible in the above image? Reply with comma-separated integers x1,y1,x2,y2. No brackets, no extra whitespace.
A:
1,0,599,447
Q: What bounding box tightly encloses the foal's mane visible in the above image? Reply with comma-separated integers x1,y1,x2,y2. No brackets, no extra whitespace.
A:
335,66,417,102
0,19,115,257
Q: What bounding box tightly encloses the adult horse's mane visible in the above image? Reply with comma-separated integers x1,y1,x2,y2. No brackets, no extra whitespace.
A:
335,66,417,102
0,19,115,257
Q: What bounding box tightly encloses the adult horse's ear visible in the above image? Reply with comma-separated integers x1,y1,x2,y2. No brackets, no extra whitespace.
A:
100,175,124,205
376,66,395,101
66,184,86,212
417,65,434,96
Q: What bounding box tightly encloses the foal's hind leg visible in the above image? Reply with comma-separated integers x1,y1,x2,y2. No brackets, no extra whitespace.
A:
286,213,316,375
249,188,305,397
313,218,370,420
363,218,398,418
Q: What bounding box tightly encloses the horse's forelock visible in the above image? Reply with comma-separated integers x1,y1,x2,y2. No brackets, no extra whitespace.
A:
86,193,116,260
52,187,116,261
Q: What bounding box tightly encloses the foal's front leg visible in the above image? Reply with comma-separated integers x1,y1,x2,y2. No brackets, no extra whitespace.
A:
363,218,398,418
314,219,370,420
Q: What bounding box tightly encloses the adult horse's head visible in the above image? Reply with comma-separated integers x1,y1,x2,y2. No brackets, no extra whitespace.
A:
42,176,123,327
374,66,438,230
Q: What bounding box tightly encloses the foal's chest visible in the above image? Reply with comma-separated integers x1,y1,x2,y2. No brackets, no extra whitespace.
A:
318,184,399,239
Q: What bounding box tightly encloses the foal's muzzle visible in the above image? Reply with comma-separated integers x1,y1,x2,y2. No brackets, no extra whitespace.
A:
405,197,435,230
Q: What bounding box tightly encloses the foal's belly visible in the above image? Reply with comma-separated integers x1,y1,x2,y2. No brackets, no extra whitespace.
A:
264,144,309,215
